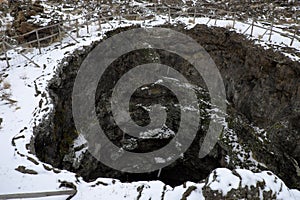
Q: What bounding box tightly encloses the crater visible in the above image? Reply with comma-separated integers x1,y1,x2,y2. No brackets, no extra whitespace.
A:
33,24,300,189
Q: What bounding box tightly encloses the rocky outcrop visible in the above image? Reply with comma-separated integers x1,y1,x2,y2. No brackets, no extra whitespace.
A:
7,1,60,44
34,24,300,189
202,168,299,199
177,24,300,189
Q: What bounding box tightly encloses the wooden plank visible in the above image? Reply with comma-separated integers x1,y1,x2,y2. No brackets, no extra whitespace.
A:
76,19,79,37
58,25,62,46
2,41,9,67
232,12,236,28
0,190,76,199
189,12,216,18
4,41,40,68
146,5,236,14
35,30,41,54
8,5,295,46
101,16,113,28
10,24,60,39
242,21,299,41
26,23,60,35
86,15,90,34
193,7,196,23
250,18,255,36
290,15,298,46
59,25,79,43
269,18,274,41
206,18,211,25
261,25,270,38
243,24,252,35
16,33,59,47
0,4,298,58
38,33,59,42
168,7,171,23
98,14,102,31
119,11,122,25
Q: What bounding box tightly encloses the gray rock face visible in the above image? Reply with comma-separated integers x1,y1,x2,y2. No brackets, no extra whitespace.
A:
34,24,300,189
178,24,300,189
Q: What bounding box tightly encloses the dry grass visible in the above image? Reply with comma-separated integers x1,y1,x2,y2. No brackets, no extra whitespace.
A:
225,23,233,29
0,76,17,107
3,80,11,89
188,19,195,24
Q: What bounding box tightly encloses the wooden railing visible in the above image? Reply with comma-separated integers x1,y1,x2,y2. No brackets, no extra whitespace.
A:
0,189,76,199
0,4,299,67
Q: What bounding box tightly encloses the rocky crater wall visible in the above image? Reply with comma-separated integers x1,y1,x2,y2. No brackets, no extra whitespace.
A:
34,24,300,189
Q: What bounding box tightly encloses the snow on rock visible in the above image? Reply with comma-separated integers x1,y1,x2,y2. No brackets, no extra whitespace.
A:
203,168,300,200
206,168,240,195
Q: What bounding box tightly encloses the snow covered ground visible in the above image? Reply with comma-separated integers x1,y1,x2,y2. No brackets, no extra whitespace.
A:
0,1,299,199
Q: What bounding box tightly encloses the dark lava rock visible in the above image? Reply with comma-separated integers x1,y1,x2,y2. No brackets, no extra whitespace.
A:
7,1,60,44
15,165,38,175
34,24,300,189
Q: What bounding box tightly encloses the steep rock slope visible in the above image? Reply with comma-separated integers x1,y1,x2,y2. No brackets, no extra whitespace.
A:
34,24,300,189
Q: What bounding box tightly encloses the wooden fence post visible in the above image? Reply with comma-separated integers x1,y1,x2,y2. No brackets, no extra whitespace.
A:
76,19,79,37
290,29,296,46
0,190,76,199
242,24,251,35
268,7,274,42
4,41,40,67
193,6,196,23
98,14,102,31
268,18,274,42
86,15,90,34
58,25,62,46
261,26,269,37
290,15,298,46
35,30,41,54
168,7,171,23
59,25,79,43
250,18,255,36
2,40,9,67
233,12,236,28
214,9,217,25
68,15,71,27
206,18,211,25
